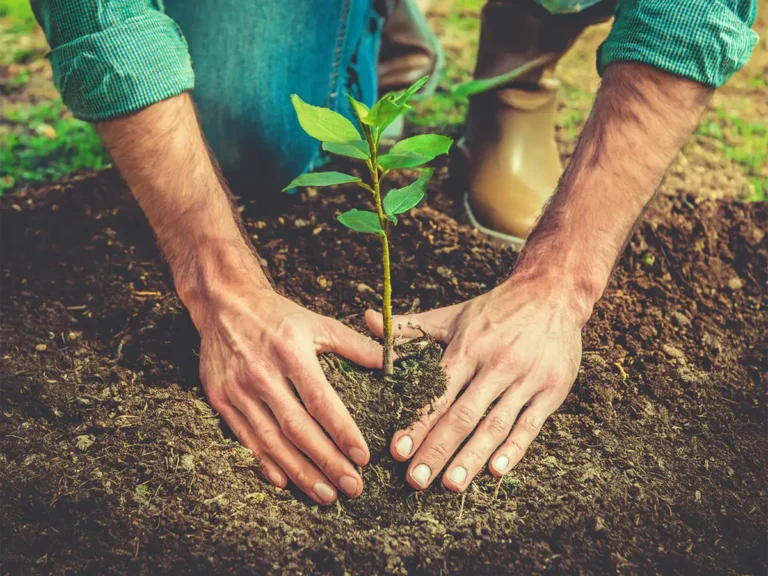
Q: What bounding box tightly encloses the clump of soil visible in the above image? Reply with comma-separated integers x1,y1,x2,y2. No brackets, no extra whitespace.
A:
322,337,447,525
1,165,766,574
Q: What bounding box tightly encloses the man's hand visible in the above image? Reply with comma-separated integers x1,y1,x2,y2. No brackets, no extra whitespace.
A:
367,62,713,491
366,272,589,491
194,278,382,505
98,93,382,505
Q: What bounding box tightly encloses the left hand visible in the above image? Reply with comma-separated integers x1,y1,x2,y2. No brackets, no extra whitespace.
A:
365,273,591,492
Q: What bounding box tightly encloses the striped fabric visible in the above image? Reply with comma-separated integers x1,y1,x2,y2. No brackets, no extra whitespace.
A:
31,0,194,121
31,0,758,121
597,0,759,87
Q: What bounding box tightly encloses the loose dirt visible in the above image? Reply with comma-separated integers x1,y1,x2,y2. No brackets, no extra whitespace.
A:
1,159,766,573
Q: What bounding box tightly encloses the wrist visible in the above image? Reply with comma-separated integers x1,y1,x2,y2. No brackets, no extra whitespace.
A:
502,265,597,328
172,237,273,326
511,180,620,321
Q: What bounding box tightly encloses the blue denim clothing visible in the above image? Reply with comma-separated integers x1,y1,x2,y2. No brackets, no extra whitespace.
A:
163,0,382,192
32,0,757,192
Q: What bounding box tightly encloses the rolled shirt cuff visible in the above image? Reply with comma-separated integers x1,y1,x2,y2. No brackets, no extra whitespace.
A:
47,10,194,121
599,0,759,88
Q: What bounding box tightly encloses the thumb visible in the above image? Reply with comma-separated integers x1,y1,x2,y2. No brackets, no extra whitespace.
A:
320,318,384,369
364,306,456,343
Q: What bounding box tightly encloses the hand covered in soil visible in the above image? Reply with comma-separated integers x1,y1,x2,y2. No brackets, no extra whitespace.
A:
197,287,383,505
365,273,590,492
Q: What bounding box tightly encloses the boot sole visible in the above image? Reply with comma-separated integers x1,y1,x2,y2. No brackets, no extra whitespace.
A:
463,192,525,251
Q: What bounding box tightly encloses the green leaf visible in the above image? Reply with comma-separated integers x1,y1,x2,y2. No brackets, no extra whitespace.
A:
282,171,361,191
383,169,433,215
453,55,553,98
378,134,452,171
393,75,429,105
362,94,410,130
291,94,360,142
321,140,371,160
337,209,384,235
347,95,370,123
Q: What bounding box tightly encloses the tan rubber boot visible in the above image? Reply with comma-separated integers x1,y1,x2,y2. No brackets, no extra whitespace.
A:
461,0,615,247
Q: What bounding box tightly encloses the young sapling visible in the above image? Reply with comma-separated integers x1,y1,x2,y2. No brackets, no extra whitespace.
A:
283,77,452,374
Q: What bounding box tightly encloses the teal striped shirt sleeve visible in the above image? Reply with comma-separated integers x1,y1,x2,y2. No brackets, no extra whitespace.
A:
598,0,759,88
31,0,194,122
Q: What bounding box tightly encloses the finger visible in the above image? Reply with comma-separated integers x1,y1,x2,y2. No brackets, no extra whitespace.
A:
442,384,528,492
289,354,370,467
490,392,559,476
260,383,364,499
405,370,504,490
318,317,383,369
215,399,288,488
390,344,477,462
365,306,457,342
232,394,340,505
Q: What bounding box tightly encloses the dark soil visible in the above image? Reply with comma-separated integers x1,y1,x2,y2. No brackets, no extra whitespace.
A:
1,163,766,574
323,336,447,526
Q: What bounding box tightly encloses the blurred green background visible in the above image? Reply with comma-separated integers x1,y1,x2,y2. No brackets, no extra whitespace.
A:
1,0,766,200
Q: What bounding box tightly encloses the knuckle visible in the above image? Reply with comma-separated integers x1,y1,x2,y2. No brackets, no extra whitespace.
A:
248,446,264,460
304,387,331,420
206,390,228,412
314,454,333,474
453,341,472,363
489,349,516,370
259,426,281,454
293,468,310,489
449,403,478,431
540,371,563,393
223,380,248,407
524,413,544,434
276,319,299,342
425,442,452,462
409,417,430,438
547,372,574,398
507,437,526,453
275,341,300,364
281,414,306,441
485,413,510,436
463,445,485,464
430,396,450,417
243,364,268,387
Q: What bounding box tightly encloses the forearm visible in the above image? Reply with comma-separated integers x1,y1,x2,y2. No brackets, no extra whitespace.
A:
513,62,713,319
97,93,271,318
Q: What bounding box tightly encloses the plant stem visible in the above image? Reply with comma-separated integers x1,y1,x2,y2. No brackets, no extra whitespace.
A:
379,230,393,375
367,138,394,375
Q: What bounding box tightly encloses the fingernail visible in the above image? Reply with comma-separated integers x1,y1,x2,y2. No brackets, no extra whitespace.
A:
449,466,467,485
411,463,431,486
493,455,510,473
396,435,413,457
348,447,367,466
339,475,359,497
313,482,335,503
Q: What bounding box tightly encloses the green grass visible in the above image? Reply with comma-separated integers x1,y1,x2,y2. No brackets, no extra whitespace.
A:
409,1,481,128
410,52,474,129
696,107,768,202
0,1,110,194
0,0,43,67
1,101,110,193
0,0,36,31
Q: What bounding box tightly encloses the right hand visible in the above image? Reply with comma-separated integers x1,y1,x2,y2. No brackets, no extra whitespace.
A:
190,282,383,505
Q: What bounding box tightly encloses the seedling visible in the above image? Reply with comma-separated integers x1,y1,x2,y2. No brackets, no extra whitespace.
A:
283,77,452,374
